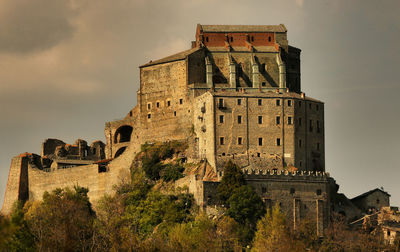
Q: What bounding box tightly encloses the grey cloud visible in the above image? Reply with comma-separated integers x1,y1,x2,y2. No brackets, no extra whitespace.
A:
0,0,76,53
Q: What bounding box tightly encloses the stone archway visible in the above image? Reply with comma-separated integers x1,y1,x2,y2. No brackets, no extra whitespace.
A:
114,126,133,144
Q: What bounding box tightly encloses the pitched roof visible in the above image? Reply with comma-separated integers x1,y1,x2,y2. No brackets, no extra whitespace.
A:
140,47,201,68
199,24,287,33
351,188,391,201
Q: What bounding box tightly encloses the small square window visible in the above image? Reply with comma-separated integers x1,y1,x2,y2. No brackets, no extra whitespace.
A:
261,82,266,87
238,115,242,124
147,113,151,119
238,137,242,145
258,138,263,146
220,137,224,145
276,138,281,146
258,116,263,124
258,99,262,106
288,100,292,106
288,117,292,125
179,98,183,104
237,99,242,105
167,100,171,107
219,115,224,123
276,99,280,106
276,116,281,125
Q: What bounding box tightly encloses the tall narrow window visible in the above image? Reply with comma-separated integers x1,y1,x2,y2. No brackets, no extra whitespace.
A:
258,116,263,124
237,99,242,105
147,103,151,110
220,137,224,145
268,36,271,42
147,113,151,119
258,138,263,146
317,142,320,151
230,36,233,42
277,138,281,146
299,139,302,148
288,100,292,106
288,117,292,125
276,99,281,106
219,115,224,123
258,99,262,106
251,36,254,42
309,103,312,109
179,98,183,104
167,100,171,107
298,118,302,126
218,98,224,108
316,105,319,111
238,137,242,145
276,116,281,125
156,102,160,108
317,120,321,133
206,37,209,42
309,120,313,132
238,115,242,124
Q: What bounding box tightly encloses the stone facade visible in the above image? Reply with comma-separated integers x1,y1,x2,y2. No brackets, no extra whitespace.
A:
2,24,393,237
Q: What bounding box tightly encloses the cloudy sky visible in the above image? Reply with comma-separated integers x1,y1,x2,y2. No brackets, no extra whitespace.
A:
1,0,399,207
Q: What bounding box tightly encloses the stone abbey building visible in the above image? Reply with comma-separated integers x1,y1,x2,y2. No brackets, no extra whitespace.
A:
2,24,391,234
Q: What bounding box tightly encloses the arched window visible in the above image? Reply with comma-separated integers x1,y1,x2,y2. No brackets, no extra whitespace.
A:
114,125,133,143
114,147,127,158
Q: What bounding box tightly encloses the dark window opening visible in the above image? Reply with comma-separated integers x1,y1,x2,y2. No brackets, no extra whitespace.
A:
262,82,266,87
257,152,260,157
316,105,319,111
377,199,380,204
237,99,242,105
317,189,322,195
222,152,226,156
179,98,183,104
298,118,302,126
258,99,262,105
156,102,160,108
98,164,107,173
268,36,271,42
277,138,281,146
309,120,313,132
309,103,312,109
317,121,321,133
317,142,320,151
147,113,151,119
220,137,224,145
262,187,267,193
299,139,302,148
219,115,224,123
258,138,263,146
288,100,292,106
251,36,254,42
167,100,171,107
174,111,176,116
147,103,151,110
238,115,242,124
218,98,224,108
114,146,127,158
288,117,292,125
276,99,281,106
129,111,132,117
290,188,295,194
299,161,302,167
276,116,281,125
230,36,233,42
238,137,242,145
258,116,263,124
114,125,133,143
206,37,209,42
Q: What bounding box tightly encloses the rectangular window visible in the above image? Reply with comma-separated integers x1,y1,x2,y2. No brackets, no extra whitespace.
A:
220,137,224,145
299,139,302,148
309,103,312,109
147,103,151,110
317,120,321,133
298,118,302,126
258,99,262,105
167,100,171,107
258,138,263,146
257,152,261,157
316,105,319,111
261,82,266,87
219,115,224,123
288,100,292,106
276,99,280,106
276,116,281,125
238,115,242,124
237,99,241,105
309,120,313,132
174,111,176,116
147,113,151,119
317,142,320,150
276,138,281,146
299,101,302,107
288,117,292,125
258,116,263,124
218,98,224,108
238,137,242,145
179,98,183,104
156,102,160,108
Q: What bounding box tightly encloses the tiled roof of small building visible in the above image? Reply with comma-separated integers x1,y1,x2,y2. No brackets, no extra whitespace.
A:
351,188,391,201
199,24,287,33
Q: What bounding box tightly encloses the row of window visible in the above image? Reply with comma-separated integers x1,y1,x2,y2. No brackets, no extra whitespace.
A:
219,137,281,146
205,36,273,43
218,115,293,125
147,98,183,110
218,98,320,111
261,187,322,196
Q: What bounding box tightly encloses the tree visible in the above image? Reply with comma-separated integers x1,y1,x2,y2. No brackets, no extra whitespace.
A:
217,160,246,205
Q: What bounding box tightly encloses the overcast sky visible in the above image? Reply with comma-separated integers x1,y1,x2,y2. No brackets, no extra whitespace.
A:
1,0,399,207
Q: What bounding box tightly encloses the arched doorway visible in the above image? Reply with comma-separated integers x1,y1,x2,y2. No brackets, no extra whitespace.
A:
114,126,133,143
